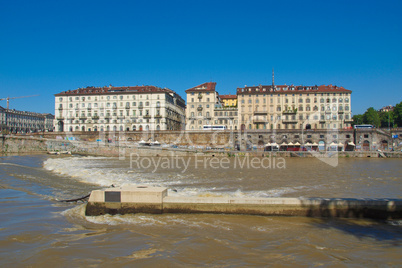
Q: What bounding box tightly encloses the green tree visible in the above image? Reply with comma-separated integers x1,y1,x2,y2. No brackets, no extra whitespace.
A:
363,107,380,127
352,114,364,126
379,111,394,128
394,101,402,127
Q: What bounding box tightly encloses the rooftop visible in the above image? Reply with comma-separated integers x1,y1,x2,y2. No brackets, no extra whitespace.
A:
220,94,237,99
237,84,351,94
185,82,217,93
55,85,175,96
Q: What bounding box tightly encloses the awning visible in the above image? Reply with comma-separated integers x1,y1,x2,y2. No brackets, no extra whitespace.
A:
265,143,272,147
305,142,312,146
288,142,294,146
348,142,355,146
271,142,279,147
329,142,337,146
280,142,288,146
294,142,301,146
139,140,146,143
312,142,318,146
338,142,343,147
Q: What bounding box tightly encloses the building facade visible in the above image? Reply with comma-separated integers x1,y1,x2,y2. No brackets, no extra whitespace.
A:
220,94,237,107
379,105,394,112
0,106,54,133
54,85,186,132
185,82,239,130
237,84,352,130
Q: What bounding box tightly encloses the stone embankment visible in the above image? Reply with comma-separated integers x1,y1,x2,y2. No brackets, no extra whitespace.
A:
85,186,402,220
0,135,48,154
1,134,402,158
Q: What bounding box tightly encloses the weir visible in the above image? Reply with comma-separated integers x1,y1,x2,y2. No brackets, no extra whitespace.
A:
85,186,402,220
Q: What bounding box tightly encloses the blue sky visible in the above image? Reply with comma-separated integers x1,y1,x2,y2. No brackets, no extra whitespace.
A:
1,0,401,115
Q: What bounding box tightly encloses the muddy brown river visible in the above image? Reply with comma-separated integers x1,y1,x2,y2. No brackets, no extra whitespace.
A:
0,154,401,266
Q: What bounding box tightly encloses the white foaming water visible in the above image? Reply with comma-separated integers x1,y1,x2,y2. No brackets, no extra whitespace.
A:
44,156,149,187
43,156,320,199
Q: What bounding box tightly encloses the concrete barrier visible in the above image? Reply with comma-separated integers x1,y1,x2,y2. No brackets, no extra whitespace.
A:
85,186,402,220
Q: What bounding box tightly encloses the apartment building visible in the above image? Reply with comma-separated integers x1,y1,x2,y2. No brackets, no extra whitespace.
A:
54,85,186,132
185,82,238,130
0,106,54,133
237,84,352,130
220,95,237,107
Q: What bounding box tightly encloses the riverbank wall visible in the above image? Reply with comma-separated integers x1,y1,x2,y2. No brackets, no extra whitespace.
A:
0,135,48,154
1,135,402,158
85,186,402,220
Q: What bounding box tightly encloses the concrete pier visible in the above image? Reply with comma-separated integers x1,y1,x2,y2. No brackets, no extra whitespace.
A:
85,186,402,220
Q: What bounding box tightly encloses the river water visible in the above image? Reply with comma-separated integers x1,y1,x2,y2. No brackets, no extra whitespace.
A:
0,154,401,266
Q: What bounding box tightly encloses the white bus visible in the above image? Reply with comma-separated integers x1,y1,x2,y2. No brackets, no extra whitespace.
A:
353,124,374,129
203,125,227,130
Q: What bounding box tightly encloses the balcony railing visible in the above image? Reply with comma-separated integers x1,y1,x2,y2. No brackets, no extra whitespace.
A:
283,109,297,114
282,119,298,124
253,119,267,123
254,111,268,115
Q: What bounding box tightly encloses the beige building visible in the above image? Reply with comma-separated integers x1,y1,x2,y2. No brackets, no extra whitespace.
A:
185,82,238,130
54,85,186,132
0,106,54,133
237,84,352,130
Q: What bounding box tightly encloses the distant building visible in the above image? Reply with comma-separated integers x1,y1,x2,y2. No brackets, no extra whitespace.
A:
0,106,54,133
220,94,237,107
379,105,394,112
237,84,352,130
54,85,186,132
185,82,239,130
